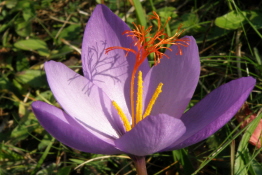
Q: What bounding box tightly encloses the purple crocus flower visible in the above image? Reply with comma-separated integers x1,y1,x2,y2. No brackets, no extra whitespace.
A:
32,4,255,158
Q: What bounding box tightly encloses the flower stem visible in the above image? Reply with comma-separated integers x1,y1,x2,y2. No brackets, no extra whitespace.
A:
132,156,148,175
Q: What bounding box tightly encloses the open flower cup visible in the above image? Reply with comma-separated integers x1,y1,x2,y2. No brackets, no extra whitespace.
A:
32,4,255,173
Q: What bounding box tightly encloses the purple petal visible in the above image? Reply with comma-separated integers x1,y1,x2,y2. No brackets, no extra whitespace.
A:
81,4,150,118
115,114,186,156
163,77,256,151
32,101,122,154
143,36,200,119
44,61,125,139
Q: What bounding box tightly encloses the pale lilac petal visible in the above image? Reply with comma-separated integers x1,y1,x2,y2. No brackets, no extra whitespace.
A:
44,61,125,139
163,77,256,151
143,36,200,118
115,114,186,156
32,101,122,154
81,4,150,120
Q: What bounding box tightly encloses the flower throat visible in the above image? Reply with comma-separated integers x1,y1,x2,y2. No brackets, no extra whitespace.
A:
106,12,189,132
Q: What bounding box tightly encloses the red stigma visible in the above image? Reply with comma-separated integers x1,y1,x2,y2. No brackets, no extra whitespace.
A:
105,11,189,66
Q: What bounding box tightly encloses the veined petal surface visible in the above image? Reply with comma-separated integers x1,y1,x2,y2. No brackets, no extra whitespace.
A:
143,36,200,119
115,114,186,156
45,61,123,139
81,4,150,120
163,77,256,151
32,101,122,154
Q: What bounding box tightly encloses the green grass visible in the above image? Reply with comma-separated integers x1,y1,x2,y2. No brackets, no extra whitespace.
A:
0,0,262,174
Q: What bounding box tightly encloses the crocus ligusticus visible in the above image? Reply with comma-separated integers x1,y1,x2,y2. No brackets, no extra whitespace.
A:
32,4,256,157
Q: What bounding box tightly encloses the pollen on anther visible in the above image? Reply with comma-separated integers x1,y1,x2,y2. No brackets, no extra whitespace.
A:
143,82,163,118
112,101,131,132
135,71,143,124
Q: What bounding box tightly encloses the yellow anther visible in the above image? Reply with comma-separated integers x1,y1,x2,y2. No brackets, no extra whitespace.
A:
112,101,131,132
143,83,163,118
136,71,143,124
